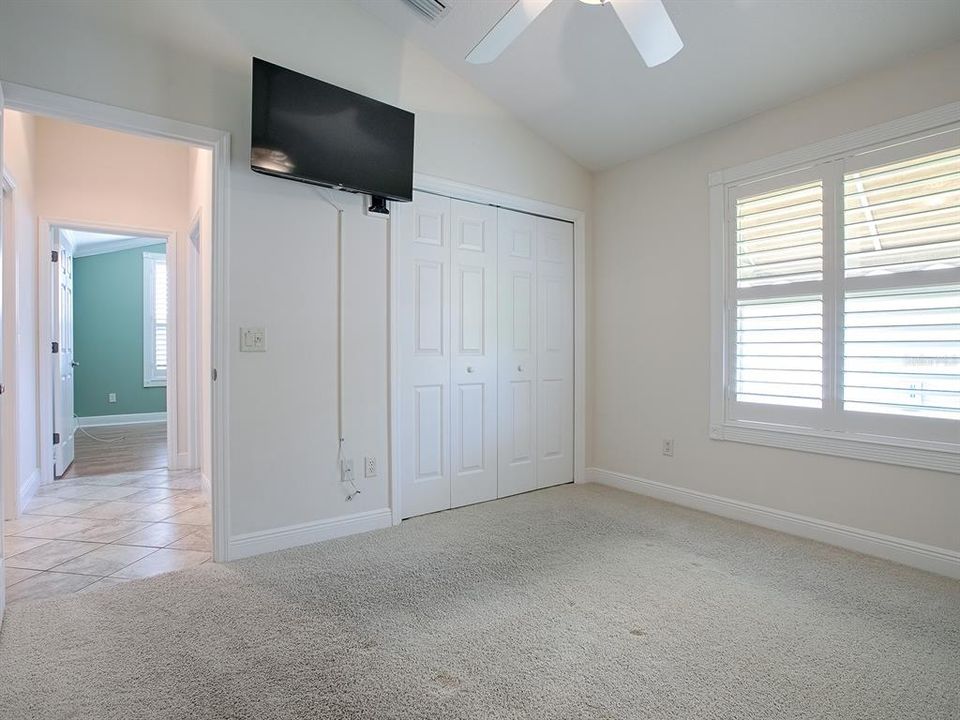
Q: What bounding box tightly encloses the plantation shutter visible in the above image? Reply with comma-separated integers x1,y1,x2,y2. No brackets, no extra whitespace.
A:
842,147,960,420
734,179,824,409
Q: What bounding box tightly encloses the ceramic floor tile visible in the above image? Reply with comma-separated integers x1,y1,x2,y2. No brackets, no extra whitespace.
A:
76,576,131,594
17,516,103,539
116,522,197,548
74,474,140,487
4,567,41,587
3,515,56,536
4,536,51,557
6,540,103,570
165,506,211,526
35,485,99,500
63,519,151,543
112,548,209,579
73,501,142,520
31,499,105,517
5,571,98,603
167,530,212,552
53,544,157,576
24,495,65,512
78,485,143,501
123,488,184,503
123,502,183,523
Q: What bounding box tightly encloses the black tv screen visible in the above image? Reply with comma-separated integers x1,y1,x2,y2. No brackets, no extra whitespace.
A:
251,58,415,202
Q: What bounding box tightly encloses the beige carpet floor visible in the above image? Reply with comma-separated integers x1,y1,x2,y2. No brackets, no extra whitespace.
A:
0,483,957,720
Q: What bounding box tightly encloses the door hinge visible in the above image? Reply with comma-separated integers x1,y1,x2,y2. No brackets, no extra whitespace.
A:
51,250,59,262
53,432,61,445
52,341,60,353
212,368,218,381
0,384,5,395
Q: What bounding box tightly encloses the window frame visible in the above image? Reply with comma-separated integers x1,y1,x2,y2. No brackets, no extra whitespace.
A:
143,250,168,388
709,103,960,474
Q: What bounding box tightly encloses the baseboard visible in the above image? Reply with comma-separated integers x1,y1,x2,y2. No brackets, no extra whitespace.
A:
77,412,167,427
18,468,40,515
586,467,960,580
228,507,393,561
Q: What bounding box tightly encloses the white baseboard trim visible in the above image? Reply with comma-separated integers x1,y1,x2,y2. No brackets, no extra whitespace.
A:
77,412,167,427
228,507,393,561
586,467,960,580
18,468,40,515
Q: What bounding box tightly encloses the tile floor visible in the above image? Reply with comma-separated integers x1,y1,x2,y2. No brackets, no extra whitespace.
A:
3,468,211,604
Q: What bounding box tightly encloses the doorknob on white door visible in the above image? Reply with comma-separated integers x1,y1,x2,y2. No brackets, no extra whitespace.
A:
517,365,524,372
466,366,474,373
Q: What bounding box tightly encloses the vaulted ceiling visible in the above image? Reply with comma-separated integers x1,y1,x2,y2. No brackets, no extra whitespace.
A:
358,0,960,170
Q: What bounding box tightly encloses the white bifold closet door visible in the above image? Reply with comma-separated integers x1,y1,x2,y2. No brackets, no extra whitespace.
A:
398,192,498,518
398,193,573,520
498,209,574,496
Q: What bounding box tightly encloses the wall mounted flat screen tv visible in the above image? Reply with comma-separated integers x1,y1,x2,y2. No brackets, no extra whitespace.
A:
251,58,415,203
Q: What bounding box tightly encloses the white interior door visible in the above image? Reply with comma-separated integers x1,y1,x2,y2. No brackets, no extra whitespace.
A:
450,199,498,508
497,208,538,497
53,231,76,477
398,192,452,518
536,217,574,488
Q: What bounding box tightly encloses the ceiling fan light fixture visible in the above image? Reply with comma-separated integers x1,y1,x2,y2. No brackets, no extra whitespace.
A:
467,0,682,67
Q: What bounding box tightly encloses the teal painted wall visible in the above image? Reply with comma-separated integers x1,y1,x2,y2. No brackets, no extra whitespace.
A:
74,244,167,417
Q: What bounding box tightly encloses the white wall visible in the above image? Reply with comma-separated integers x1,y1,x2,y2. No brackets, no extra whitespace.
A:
1,110,40,516
591,43,960,552
0,0,592,540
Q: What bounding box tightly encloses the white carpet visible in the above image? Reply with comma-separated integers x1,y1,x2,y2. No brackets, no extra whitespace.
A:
0,483,957,719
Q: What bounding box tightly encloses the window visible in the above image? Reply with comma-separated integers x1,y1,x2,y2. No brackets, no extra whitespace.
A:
143,251,167,387
710,107,959,473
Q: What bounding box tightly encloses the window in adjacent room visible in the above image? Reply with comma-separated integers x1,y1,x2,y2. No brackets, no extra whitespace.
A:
143,250,168,387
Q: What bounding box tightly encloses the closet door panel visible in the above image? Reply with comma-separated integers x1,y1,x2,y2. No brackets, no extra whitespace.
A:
399,192,452,518
450,200,498,508
498,208,538,497
536,217,574,488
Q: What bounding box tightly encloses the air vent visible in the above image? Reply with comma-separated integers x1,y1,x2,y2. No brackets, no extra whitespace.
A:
401,0,450,24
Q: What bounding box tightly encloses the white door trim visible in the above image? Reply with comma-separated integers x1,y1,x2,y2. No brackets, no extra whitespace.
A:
389,173,587,526
1,81,231,562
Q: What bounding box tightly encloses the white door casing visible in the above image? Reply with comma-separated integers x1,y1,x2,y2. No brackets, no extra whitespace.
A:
535,217,574,488
53,232,76,477
450,199,498,508
497,208,538,498
398,192,452,518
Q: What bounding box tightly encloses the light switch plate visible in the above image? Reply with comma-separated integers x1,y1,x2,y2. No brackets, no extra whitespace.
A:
240,327,266,352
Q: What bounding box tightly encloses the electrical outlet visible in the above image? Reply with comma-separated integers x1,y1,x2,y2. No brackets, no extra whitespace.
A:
364,456,377,478
240,327,266,352
662,438,674,457
108,393,117,403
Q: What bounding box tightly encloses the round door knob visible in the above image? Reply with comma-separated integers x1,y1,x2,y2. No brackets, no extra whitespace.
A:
517,365,524,372
71,361,80,368
466,366,474,373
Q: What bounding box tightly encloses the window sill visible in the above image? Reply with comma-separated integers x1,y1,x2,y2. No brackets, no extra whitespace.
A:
709,421,959,474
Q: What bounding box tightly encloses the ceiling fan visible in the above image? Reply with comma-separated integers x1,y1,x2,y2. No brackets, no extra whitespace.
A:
466,0,683,67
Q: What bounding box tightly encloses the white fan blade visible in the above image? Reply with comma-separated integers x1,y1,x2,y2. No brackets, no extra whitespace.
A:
466,0,554,64
608,0,683,67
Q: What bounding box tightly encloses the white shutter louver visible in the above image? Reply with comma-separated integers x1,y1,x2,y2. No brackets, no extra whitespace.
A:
154,260,167,371
736,297,823,408
844,148,959,277
736,181,823,288
734,180,825,409
843,286,959,420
